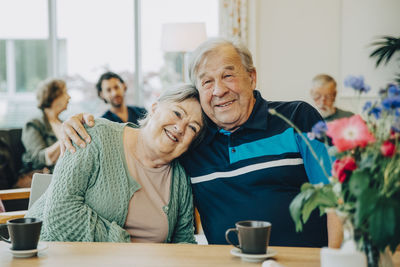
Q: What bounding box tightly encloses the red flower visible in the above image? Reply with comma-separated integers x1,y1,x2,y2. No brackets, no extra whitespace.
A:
326,115,376,152
381,141,396,157
332,157,357,183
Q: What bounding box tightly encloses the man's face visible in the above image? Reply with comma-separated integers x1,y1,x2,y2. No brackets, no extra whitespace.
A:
100,78,126,108
311,82,337,117
195,45,256,131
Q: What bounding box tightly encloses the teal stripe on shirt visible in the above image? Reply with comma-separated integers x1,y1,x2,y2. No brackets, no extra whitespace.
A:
229,128,299,164
229,127,331,185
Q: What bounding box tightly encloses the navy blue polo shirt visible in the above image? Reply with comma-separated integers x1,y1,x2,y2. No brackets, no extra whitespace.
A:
179,90,331,247
102,106,146,124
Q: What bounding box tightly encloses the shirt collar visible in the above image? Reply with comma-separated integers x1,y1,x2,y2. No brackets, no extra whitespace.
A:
202,90,268,145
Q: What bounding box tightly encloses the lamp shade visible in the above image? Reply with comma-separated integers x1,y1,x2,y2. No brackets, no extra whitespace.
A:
161,23,207,52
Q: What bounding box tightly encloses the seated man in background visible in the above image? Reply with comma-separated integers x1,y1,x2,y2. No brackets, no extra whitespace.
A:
96,72,146,124
310,74,354,122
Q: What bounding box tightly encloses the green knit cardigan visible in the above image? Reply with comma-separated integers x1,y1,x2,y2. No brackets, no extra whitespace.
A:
27,119,196,243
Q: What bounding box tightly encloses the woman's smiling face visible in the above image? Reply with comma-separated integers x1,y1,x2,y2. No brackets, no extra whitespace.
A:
146,98,203,159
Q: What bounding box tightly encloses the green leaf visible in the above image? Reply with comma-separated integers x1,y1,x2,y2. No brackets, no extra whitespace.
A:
300,183,314,191
302,193,318,223
368,199,396,251
389,200,400,252
369,36,400,67
348,170,369,197
301,186,337,225
290,183,338,233
354,188,378,228
289,186,315,232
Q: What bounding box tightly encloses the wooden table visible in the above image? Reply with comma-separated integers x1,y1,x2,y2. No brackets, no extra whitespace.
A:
0,242,399,267
0,188,30,201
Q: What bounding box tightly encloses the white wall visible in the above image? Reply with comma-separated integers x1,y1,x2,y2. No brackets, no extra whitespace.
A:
250,0,400,113
339,0,400,112
255,0,341,102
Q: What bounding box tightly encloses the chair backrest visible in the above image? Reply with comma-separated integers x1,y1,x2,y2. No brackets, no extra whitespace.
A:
28,173,52,209
0,129,25,188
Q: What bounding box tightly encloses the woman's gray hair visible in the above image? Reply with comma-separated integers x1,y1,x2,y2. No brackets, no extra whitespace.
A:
188,37,255,87
138,83,207,148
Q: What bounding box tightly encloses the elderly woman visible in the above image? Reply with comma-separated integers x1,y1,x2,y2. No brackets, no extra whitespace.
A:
27,84,205,243
18,79,70,188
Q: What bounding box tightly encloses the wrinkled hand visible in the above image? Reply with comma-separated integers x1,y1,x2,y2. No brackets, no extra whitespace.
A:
60,113,95,155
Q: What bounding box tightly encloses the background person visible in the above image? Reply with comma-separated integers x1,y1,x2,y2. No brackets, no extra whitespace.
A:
310,74,354,122
96,71,146,124
18,79,70,188
27,84,205,243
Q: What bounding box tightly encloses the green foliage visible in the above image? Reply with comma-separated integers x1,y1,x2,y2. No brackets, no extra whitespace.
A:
370,35,400,86
368,199,396,250
369,36,400,67
289,183,337,232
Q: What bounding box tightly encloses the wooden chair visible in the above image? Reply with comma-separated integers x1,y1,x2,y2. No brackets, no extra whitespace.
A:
0,173,52,223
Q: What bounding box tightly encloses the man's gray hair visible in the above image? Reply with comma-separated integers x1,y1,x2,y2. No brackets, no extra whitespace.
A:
311,74,337,89
188,37,255,87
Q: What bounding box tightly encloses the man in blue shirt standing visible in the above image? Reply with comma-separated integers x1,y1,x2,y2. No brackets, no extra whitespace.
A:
60,39,342,248
96,72,146,124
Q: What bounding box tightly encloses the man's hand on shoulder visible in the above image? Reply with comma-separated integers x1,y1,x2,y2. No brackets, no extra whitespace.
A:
60,113,95,155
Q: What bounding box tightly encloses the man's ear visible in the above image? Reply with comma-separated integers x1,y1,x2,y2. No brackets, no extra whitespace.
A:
123,83,127,93
249,69,257,90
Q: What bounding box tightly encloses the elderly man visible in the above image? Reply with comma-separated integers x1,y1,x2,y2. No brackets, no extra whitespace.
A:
96,71,146,124
60,38,341,248
310,74,353,122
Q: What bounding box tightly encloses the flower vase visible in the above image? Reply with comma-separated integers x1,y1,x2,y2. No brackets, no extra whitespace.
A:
341,215,394,267
362,238,394,267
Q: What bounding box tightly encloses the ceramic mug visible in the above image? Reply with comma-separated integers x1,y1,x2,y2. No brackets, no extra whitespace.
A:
0,217,42,250
225,220,271,254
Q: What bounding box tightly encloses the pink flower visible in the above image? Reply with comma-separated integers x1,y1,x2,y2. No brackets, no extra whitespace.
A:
332,157,357,183
381,141,396,157
326,115,376,152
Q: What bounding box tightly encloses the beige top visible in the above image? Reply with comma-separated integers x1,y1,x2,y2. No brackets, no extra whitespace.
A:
124,155,172,243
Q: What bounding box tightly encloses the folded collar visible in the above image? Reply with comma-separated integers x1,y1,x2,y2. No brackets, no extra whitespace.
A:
202,90,269,145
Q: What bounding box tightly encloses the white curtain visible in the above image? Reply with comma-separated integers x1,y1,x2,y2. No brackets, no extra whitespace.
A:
219,0,248,44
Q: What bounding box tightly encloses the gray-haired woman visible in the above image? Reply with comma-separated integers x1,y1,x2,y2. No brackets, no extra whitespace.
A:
27,84,205,244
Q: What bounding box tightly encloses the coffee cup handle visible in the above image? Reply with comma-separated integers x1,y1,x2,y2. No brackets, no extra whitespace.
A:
0,224,11,243
225,228,240,249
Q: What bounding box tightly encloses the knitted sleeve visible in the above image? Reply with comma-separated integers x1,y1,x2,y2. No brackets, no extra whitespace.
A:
171,163,196,244
39,125,130,242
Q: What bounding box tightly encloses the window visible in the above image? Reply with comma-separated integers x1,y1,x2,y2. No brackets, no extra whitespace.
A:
141,0,218,106
14,40,49,93
0,0,218,127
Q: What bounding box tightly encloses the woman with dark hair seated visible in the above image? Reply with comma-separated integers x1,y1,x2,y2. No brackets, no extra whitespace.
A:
18,79,70,188
27,84,205,243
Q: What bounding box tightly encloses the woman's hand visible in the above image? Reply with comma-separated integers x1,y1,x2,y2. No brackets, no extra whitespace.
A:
60,113,95,154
